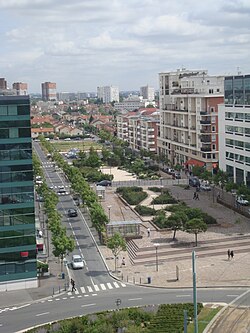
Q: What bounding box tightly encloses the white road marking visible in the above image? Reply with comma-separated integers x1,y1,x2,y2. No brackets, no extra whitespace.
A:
70,296,75,299
36,312,50,317
55,298,60,301
80,286,86,293
62,297,67,300
107,283,113,289
128,298,142,301
68,292,72,296
84,294,90,297
87,286,93,292
94,285,100,291
48,299,53,302
75,289,79,295
100,284,106,290
92,294,97,296
120,282,126,287
81,303,96,308
113,282,120,288
77,295,82,298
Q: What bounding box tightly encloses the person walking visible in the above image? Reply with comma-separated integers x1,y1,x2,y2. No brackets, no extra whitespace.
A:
147,227,151,237
121,257,125,267
193,192,197,200
71,278,76,292
196,193,199,200
227,249,231,260
230,250,234,259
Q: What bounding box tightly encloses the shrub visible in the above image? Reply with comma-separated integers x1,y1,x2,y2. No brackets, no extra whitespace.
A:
152,211,168,229
148,187,162,192
152,194,178,205
135,205,156,216
117,187,147,205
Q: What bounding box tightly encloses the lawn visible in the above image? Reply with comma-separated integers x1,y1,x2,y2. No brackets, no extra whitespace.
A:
187,306,222,332
51,140,102,152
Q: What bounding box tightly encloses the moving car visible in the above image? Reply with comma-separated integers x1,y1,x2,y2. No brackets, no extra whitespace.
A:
96,180,112,187
57,189,68,195
68,208,78,217
71,254,84,269
236,195,249,206
174,172,181,179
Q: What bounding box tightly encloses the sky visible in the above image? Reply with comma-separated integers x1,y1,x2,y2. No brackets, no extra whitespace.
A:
0,0,250,93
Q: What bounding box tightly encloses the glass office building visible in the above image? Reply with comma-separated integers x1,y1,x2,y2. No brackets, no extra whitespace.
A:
0,95,37,290
219,75,250,188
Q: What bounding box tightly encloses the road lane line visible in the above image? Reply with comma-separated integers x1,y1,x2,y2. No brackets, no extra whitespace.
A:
80,287,86,293
100,284,106,290
84,295,90,297
128,298,142,301
74,289,79,295
36,312,50,317
113,282,120,288
81,303,96,308
107,283,113,289
87,286,93,292
94,285,100,291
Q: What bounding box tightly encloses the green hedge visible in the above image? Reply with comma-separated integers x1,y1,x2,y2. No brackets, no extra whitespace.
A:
116,187,147,205
152,194,178,205
135,205,156,216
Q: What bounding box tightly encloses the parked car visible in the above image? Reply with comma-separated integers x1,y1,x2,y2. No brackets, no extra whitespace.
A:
200,183,211,191
174,172,181,179
236,195,249,206
64,138,71,141
68,208,78,217
189,176,200,187
96,180,112,187
71,254,84,269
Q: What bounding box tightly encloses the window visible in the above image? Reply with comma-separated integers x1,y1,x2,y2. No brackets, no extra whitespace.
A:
212,126,216,132
9,128,18,138
212,144,216,150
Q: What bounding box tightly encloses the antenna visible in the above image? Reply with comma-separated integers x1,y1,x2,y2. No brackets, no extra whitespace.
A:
237,67,241,75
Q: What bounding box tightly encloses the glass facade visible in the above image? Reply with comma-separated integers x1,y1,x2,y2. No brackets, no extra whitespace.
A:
0,96,36,283
225,75,250,105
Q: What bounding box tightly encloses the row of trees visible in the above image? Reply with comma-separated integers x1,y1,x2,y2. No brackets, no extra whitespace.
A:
153,209,207,246
39,137,109,240
33,153,75,270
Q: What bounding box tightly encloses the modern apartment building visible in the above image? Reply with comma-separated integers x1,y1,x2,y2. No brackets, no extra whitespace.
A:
13,82,28,96
117,109,159,153
140,85,155,101
218,75,250,187
158,69,224,171
114,95,156,113
41,82,57,101
97,86,119,104
0,95,37,290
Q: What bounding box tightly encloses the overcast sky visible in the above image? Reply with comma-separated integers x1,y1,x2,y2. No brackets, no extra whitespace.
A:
0,0,249,93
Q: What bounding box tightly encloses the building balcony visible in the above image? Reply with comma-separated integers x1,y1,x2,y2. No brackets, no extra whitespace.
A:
200,120,211,125
200,128,211,134
200,135,211,143
201,146,212,152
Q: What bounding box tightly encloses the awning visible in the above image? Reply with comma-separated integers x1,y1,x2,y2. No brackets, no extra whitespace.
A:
186,159,205,167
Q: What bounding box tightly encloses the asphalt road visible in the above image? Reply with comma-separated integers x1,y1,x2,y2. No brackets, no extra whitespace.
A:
1,286,248,333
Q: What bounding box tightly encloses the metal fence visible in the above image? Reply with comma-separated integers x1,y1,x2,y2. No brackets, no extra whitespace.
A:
112,178,188,188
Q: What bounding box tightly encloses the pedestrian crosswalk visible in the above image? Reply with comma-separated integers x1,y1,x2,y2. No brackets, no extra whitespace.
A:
49,185,70,189
67,281,126,296
42,162,54,168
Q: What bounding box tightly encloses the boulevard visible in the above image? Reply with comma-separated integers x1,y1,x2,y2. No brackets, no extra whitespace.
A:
0,141,246,333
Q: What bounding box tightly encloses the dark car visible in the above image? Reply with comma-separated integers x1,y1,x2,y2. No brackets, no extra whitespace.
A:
68,208,78,217
174,172,181,179
96,180,112,187
189,176,200,187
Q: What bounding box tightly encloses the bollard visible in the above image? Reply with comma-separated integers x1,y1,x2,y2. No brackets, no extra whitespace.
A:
64,283,67,291
61,272,65,279
127,275,128,282
53,287,55,296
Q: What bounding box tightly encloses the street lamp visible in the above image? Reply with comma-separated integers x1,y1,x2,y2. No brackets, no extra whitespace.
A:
107,205,112,222
154,243,160,272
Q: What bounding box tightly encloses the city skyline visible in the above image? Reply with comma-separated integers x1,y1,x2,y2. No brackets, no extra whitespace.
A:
0,0,250,93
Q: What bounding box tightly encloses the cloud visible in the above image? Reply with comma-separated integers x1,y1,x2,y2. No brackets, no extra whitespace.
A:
0,0,249,92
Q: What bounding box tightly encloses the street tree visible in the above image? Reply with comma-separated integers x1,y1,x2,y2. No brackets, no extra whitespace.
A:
107,233,126,272
166,211,188,240
52,229,75,271
185,218,207,247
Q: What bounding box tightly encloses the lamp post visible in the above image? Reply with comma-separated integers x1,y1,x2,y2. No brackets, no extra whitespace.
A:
107,205,112,222
154,243,159,272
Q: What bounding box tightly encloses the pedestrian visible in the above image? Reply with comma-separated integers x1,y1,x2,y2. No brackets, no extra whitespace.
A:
71,278,76,292
227,249,231,260
193,192,196,200
196,193,199,200
230,250,234,259
147,227,151,237
121,257,125,267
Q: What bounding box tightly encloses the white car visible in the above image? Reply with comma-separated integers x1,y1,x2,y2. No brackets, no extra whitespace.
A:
236,196,249,206
200,183,211,191
71,255,84,269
